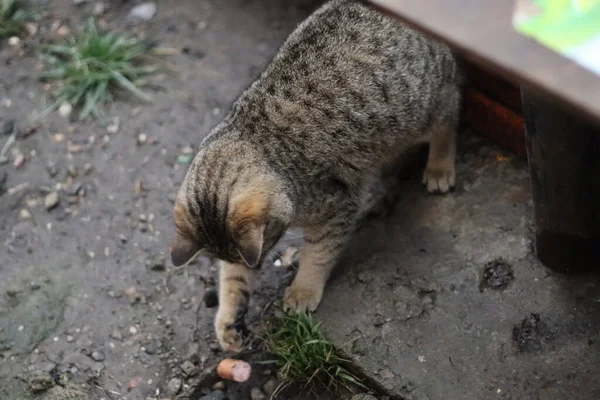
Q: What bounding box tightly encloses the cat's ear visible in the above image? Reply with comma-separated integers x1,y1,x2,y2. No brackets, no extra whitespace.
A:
171,203,203,266
236,223,265,268
170,233,202,266
230,189,269,268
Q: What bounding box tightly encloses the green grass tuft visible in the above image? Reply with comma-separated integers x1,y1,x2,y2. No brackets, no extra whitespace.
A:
264,308,365,394
40,18,158,120
0,0,31,38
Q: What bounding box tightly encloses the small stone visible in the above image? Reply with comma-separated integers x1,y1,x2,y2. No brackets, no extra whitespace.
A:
13,153,25,168
118,233,128,243
91,350,105,361
212,381,225,391
134,179,144,195
263,378,279,396
146,254,166,271
125,286,139,303
92,2,106,16
106,117,119,133
199,391,227,400
166,377,182,396
110,329,123,341
351,395,378,400
144,339,159,355
129,326,138,335
28,370,54,392
176,154,193,166
8,36,20,47
378,367,394,380
19,209,32,220
44,192,60,210
250,387,266,400
24,22,38,37
58,102,73,118
65,335,75,343
137,132,147,145
209,342,220,352
129,2,157,21
203,289,218,308
6,285,22,297
180,360,198,376
128,376,143,389
56,25,71,37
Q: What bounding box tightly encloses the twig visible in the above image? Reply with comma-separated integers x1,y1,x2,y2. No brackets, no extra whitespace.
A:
0,132,16,158
8,181,29,195
94,384,121,399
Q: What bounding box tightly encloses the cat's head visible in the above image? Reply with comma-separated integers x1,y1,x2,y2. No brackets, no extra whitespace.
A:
170,148,291,268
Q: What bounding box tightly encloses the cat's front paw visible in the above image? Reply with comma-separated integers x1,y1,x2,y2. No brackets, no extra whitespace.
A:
284,284,323,314
422,164,455,194
215,314,244,352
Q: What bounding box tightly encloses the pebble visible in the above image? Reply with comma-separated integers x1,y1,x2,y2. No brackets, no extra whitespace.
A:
65,335,75,343
92,2,106,16
263,377,279,396
56,25,72,37
19,209,32,221
176,154,193,166
137,132,147,145
209,342,220,353
8,36,20,47
212,381,225,391
44,191,60,210
250,387,266,400
146,254,166,271
199,391,227,400
129,2,157,21
351,395,378,400
125,286,139,303
166,377,182,396
144,339,159,355
129,326,138,335
27,370,55,392
180,360,197,376
91,350,105,362
106,117,119,134
58,102,72,118
110,329,123,341
13,153,25,168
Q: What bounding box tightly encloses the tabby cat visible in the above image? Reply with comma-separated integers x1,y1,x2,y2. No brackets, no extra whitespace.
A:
170,0,462,351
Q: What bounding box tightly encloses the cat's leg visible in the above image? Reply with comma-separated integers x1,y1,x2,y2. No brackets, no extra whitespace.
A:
284,211,356,313
422,85,460,194
215,261,256,351
422,123,456,193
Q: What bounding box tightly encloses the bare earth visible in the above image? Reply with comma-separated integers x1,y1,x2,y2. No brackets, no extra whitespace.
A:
1,1,599,400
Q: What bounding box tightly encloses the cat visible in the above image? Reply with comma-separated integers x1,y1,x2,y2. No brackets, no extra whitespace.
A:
170,0,463,351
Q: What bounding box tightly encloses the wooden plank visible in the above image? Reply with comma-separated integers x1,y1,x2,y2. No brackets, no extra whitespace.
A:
464,88,526,157
366,0,600,127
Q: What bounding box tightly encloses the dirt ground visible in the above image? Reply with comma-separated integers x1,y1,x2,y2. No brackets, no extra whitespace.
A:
0,1,355,399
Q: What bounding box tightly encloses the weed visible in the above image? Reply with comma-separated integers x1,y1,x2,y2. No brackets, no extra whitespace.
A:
0,0,32,38
40,18,157,120
264,308,364,395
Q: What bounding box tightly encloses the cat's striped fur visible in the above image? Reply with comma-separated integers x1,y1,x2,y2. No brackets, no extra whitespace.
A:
171,0,463,351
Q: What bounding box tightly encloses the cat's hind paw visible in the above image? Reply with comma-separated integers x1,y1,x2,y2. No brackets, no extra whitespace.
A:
422,164,455,194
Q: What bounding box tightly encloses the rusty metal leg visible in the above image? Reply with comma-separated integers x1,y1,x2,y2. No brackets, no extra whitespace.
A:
522,88,600,274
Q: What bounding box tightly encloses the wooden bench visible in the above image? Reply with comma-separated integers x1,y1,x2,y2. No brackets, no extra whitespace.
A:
368,0,600,273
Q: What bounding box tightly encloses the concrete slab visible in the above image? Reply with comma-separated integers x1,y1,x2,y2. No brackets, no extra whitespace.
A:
317,133,600,400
